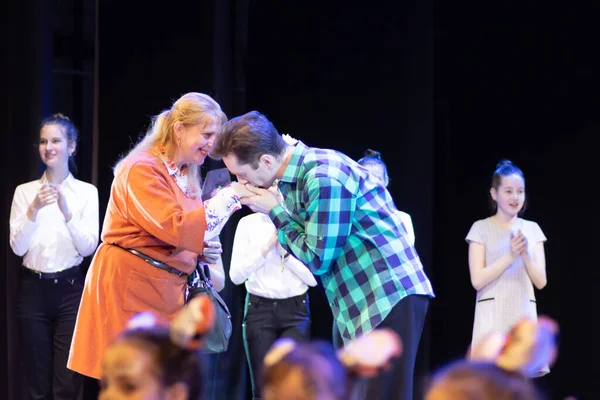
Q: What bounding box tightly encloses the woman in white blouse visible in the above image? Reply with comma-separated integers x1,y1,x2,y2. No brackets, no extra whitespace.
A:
9,113,99,399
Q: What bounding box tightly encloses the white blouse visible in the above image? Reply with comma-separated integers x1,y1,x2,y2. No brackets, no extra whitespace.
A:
230,212,317,299
9,173,100,273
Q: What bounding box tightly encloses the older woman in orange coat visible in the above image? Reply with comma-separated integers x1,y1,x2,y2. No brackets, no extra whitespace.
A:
68,93,250,389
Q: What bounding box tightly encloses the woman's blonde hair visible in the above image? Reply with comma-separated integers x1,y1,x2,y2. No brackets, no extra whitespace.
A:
114,92,227,196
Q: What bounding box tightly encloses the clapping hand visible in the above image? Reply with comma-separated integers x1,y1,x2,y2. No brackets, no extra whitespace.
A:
50,183,72,222
27,183,58,221
497,316,558,376
469,316,559,377
199,241,222,265
263,329,402,379
509,230,527,260
33,183,58,209
338,329,403,377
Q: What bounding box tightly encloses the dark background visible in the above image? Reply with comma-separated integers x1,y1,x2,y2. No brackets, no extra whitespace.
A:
2,0,597,399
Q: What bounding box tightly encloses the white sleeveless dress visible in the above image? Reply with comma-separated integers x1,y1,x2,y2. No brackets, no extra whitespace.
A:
466,217,548,377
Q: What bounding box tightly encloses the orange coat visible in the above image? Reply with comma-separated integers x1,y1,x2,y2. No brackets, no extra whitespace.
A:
68,152,206,379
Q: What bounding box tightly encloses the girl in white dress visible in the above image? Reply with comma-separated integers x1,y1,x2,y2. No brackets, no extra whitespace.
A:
465,159,548,377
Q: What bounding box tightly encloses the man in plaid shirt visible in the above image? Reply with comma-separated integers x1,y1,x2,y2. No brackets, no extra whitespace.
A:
212,111,434,400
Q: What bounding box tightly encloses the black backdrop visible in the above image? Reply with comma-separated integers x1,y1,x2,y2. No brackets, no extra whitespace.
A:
2,1,598,399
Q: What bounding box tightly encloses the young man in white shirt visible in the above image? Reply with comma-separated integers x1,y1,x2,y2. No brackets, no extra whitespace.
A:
230,210,317,400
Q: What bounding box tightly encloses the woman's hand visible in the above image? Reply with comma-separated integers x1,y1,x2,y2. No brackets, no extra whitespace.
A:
50,183,72,222
509,230,526,260
519,234,530,256
240,185,280,214
199,241,222,265
230,181,256,199
27,183,57,221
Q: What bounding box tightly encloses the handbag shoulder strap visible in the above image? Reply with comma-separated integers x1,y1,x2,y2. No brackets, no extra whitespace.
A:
196,263,213,287
112,243,188,278
203,264,212,281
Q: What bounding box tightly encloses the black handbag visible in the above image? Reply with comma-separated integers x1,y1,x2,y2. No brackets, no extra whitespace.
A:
187,264,232,353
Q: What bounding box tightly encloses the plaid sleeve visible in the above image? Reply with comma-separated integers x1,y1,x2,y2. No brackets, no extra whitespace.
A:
270,177,356,275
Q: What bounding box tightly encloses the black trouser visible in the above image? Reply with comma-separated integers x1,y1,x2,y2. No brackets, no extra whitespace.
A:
332,294,429,400
17,267,85,400
81,377,99,400
243,292,311,400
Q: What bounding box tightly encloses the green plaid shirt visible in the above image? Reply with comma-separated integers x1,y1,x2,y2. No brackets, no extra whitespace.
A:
269,141,434,343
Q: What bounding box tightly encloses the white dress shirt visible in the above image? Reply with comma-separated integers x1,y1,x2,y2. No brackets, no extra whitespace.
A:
230,212,317,299
9,173,99,272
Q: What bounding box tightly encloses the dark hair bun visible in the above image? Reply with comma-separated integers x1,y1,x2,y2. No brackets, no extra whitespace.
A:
496,159,513,169
364,149,382,159
51,113,71,121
